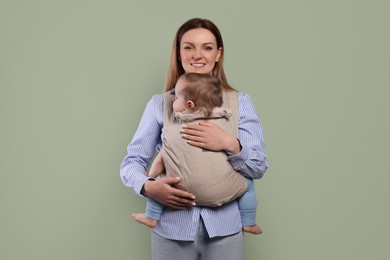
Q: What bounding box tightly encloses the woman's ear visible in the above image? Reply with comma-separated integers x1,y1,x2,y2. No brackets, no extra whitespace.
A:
187,100,195,108
215,47,222,62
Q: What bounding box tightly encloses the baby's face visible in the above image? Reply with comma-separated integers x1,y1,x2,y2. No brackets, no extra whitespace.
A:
172,79,188,113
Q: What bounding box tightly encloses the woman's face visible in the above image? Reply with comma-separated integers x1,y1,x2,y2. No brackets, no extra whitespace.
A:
179,28,222,74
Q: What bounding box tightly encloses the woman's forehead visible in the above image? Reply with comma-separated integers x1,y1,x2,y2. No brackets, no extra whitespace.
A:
181,28,216,44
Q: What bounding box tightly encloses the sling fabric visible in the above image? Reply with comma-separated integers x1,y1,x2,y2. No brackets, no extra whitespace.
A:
161,90,247,206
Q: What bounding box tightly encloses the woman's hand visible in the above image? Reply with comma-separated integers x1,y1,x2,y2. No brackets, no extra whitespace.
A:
143,177,196,209
181,122,241,155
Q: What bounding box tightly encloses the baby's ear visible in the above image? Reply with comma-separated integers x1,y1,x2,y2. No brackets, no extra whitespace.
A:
187,100,195,108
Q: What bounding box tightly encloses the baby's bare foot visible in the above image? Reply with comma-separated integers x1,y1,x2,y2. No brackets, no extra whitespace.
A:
132,213,157,228
243,224,262,235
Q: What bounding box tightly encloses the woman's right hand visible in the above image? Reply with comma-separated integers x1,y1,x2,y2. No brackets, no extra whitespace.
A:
143,177,196,209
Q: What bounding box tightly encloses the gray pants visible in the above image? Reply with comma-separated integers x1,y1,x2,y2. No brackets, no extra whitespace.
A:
151,219,244,260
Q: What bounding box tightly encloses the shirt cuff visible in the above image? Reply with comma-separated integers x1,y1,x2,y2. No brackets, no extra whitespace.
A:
134,175,151,197
227,144,250,171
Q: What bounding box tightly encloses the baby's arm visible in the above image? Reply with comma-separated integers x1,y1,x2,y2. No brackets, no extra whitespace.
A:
148,152,165,178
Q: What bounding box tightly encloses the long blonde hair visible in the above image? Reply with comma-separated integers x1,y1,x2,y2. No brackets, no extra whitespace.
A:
164,18,234,92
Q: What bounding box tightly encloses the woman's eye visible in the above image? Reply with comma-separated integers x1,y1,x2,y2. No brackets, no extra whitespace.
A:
183,46,192,50
204,46,213,51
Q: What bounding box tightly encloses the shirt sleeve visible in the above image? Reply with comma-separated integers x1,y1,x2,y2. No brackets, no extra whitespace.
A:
119,94,164,196
227,92,269,179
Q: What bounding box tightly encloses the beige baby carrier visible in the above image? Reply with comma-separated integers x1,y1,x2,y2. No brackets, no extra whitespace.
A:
161,90,247,206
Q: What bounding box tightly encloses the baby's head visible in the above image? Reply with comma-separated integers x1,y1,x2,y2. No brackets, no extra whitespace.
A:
172,73,223,116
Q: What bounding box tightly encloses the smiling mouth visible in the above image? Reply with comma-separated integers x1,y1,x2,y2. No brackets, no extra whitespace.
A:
191,63,206,67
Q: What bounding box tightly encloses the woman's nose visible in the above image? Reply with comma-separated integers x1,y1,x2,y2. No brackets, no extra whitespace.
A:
193,48,202,59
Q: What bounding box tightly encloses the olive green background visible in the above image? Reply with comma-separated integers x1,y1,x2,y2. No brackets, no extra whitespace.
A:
1,0,389,259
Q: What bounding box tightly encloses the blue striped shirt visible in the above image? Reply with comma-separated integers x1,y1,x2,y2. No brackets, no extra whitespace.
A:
120,92,268,241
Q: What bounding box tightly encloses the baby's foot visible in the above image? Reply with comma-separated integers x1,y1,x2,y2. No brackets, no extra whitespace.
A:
243,224,263,235
132,213,157,228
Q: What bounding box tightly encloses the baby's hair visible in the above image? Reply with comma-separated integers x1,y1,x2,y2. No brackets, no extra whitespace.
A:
179,73,223,117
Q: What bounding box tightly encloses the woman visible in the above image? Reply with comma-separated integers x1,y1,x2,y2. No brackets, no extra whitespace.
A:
120,18,268,260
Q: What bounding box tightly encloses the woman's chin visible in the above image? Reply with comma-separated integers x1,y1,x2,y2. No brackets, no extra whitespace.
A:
187,68,212,74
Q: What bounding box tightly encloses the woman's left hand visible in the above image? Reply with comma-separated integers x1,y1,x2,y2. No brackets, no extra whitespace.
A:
181,122,241,154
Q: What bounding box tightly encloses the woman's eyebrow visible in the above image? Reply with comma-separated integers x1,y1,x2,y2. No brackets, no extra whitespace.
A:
181,42,215,45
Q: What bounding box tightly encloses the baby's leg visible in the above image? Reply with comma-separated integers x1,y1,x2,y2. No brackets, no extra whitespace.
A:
148,152,165,178
238,179,262,235
132,198,164,228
